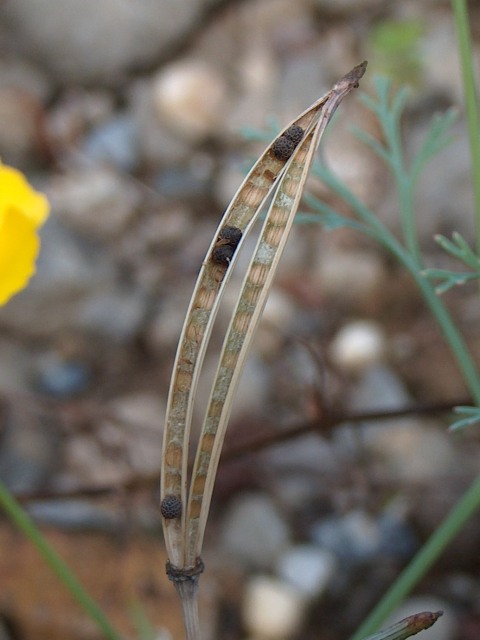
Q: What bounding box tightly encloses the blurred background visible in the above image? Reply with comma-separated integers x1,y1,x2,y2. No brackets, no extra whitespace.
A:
0,1,480,638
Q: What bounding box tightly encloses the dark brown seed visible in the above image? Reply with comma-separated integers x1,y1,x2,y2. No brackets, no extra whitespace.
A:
212,244,235,266
218,225,242,249
283,124,304,146
161,494,182,519
272,136,295,161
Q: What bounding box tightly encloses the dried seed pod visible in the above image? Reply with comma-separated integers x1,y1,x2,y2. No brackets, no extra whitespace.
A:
283,124,304,146
212,244,235,266
272,135,295,161
161,494,182,519
218,225,242,249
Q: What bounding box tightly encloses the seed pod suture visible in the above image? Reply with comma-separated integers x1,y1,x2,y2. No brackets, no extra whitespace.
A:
161,494,182,519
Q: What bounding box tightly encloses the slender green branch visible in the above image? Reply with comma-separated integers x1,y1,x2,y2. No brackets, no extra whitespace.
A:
0,481,123,640
349,472,480,640
369,80,420,263
451,0,480,252
316,163,480,405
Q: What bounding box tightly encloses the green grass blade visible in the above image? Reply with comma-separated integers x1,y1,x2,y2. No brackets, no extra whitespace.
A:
129,601,157,640
0,481,123,640
451,0,480,253
349,474,480,640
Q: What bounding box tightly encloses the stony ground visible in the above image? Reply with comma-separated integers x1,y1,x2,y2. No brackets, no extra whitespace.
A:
0,1,480,639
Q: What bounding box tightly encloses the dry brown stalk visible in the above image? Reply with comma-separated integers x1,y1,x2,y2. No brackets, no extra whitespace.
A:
160,61,368,639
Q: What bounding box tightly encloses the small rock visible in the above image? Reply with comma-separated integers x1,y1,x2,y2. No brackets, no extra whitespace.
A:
152,60,228,141
0,340,32,395
221,493,290,569
49,167,141,240
314,247,386,306
47,88,115,151
77,287,148,341
311,510,380,566
0,86,44,165
0,403,59,492
0,0,209,83
27,500,121,532
347,363,410,413
82,113,139,172
377,507,419,560
0,56,51,101
64,392,165,487
276,545,336,600
263,435,339,511
152,154,215,200
329,320,386,373
243,575,305,640
34,351,91,398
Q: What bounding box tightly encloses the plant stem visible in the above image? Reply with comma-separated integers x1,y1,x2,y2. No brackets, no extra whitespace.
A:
349,472,480,640
451,0,480,254
175,579,201,640
410,264,480,404
319,166,480,404
0,481,123,640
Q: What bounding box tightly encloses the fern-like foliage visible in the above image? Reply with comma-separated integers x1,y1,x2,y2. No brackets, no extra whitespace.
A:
449,405,480,432
303,81,480,434
423,231,480,293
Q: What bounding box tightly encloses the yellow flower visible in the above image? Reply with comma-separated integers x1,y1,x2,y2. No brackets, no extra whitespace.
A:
0,162,50,305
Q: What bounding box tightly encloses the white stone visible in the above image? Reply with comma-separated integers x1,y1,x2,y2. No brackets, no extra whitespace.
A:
221,494,290,569
152,60,228,141
329,320,386,373
243,576,305,640
276,545,336,600
49,167,141,239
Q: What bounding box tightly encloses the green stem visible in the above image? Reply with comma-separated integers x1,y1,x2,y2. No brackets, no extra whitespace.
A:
451,0,480,254
320,166,480,404
393,247,480,403
0,481,123,640
386,122,420,265
411,266,480,404
349,472,480,640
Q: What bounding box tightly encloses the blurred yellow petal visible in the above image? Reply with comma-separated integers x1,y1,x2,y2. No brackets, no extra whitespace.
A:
0,206,41,305
0,162,50,305
0,163,49,227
